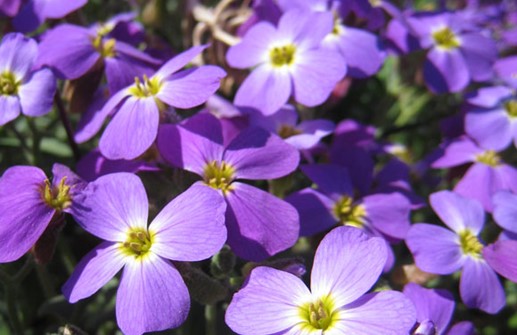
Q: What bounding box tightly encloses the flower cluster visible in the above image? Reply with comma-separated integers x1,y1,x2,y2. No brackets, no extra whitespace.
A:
1,0,517,334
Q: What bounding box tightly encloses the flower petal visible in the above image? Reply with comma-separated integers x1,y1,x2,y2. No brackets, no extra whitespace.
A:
0,33,37,79
155,45,207,79
225,266,311,335
70,173,148,241
460,258,505,314
62,241,126,302
0,95,21,126
226,22,276,69
225,182,299,261
406,223,463,275
424,48,469,93
18,68,56,117
311,226,386,307
116,256,190,335
492,191,517,233
363,192,411,240
300,164,353,199
224,127,300,180
156,66,226,109
100,97,159,160
42,0,87,18
465,107,511,151
431,138,480,168
483,240,517,282
149,183,227,261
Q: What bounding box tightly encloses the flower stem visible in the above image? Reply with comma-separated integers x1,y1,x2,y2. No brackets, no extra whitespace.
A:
205,304,217,335
54,93,81,162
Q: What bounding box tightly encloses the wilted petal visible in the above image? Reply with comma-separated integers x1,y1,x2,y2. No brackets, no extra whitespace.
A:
225,266,311,335
116,256,190,335
311,227,386,307
62,241,126,302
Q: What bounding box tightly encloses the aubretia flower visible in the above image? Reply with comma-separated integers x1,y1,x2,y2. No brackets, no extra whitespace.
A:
406,190,517,314
0,33,56,126
492,191,517,234
225,226,416,335
97,46,226,160
63,173,227,335
226,9,345,115
157,113,300,261
0,164,83,263
12,0,86,32
407,12,497,93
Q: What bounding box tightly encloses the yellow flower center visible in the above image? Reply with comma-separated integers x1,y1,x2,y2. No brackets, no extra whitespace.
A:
269,44,296,67
475,150,501,167
299,296,338,331
40,177,72,211
0,71,20,96
128,75,162,98
203,161,235,193
92,35,116,58
333,196,367,228
369,0,382,6
459,230,483,257
121,228,153,259
505,100,517,118
432,27,460,49
278,124,302,139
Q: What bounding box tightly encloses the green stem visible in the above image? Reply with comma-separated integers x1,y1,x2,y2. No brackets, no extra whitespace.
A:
54,93,81,161
36,264,55,299
27,118,41,166
205,304,217,335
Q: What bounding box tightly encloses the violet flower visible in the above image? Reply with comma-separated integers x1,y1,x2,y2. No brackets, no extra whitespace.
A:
225,226,416,334
432,137,517,211
492,190,517,234
0,164,83,263
97,46,225,160
0,33,56,126
406,190,517,314
226,9,345,115
407,11,497,93
157,113,300,261
494,56,517,89
63,173,227,335
12,0,87,32
0,0,22,16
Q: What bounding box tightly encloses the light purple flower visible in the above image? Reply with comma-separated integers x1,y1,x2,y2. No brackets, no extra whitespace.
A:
98,46,226,160
0,164,83,263
432,136,517,211
0,0,22,16
226,9,346,115
225,226,416,335
157,113,300,261
13,0,87,32
0,33,56,126
494,56,517,89
492,190,517,234
407,12,497,93
406,190,517,314
63,173,227,335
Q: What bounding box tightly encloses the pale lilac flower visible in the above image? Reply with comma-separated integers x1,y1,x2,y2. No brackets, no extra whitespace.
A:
492,190,517,234
64,173,227,335
225,226,416,335
226,9,345,115
0,33,56,126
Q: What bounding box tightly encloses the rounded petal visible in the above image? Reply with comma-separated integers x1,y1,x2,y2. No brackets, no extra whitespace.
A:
0,95,21,126
465,107,512,151
18,68,56,117
0,166,52,263
224,127,300,180
429,190,485,234
406,223,463,275
460,33,497,82
424,48,469,93
493,191,517,233
483,240,517,282
155,45,207,79
62,241,126,302
225,182,300,261
311,226,387,307
43,0,87,18
100,97,159,160
149,184,227,261
0,33,37,79
225,266,312,335
330,291,416,335
362,192,411,240
70,173,148,241
226,22,276,69
300,164,353,199
459,258,505,314
466,86,513,108
156,66,226,109
116,256,190,335
234,64,291,116
431,138,480,168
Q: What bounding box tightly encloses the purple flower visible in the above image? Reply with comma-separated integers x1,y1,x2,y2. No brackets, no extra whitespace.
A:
432,137,517,211
0,0,22,16
226,9,345,115
157,113,300,261
98,46,226,160
12,0,87,32
225,226,416,334
494,56,517,89
63,173,227,335
0,164,83,263
0,33,56,126
464,85,517,151
407,12,497,93
492,191,517,234
406,190,517,314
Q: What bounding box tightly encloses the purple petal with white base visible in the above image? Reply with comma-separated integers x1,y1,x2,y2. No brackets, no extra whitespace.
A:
116,256,190,335
149,184,226,261
460,258,505,314
71,173,148,241
62,241,126,302
225,266,311,335
311,227,386,307
430,190,485,234
226,22,276,69
225,182,299,261
0,33,37,79
406,224,464,275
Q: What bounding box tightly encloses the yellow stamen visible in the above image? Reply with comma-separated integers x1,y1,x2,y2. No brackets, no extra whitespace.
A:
333,196,367,228
432,27,460,49
0,71,20,96
40,177,72,211
203,161,235,194
120,228,153,259
298,296,338,331
128,75,162,98
459,230,483,257
269,44,296,67
475,150,501,167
